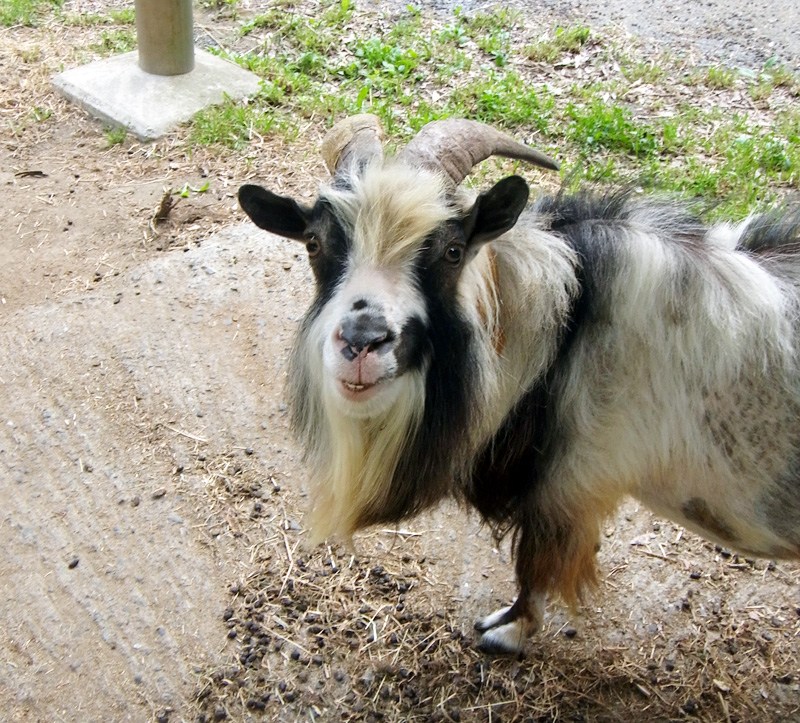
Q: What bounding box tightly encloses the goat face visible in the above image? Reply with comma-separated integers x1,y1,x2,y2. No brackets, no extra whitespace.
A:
239,167,530,420
238,116,557,542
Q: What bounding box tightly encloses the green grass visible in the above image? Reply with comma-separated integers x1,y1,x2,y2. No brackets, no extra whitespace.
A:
620,57,669,84
187,2,798,219
449,71,555,131
5,0,794,219
525,25,591,63
705,65,737,89
104,125,128,148
198,0,241,18
0,0,62,26
89,28,136,55
566,100,659,157
63,8,135,26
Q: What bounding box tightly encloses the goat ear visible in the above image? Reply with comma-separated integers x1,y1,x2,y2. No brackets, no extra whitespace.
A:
238,184,312,242
463,175,530,246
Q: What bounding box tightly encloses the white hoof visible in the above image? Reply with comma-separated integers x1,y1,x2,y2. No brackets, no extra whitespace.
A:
478,620,527,654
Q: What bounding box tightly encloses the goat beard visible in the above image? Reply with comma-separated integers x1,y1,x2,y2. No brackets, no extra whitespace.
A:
298,368,428,544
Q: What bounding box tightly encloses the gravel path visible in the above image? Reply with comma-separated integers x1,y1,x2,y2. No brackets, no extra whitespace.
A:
394,0,800,71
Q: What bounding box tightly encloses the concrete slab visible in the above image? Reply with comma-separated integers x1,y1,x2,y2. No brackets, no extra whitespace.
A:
53,48,262,141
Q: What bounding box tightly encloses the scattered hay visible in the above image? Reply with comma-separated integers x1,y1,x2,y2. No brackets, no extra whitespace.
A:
190,452,800,723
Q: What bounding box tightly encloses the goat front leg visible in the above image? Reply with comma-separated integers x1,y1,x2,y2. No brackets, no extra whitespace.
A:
475,501,602,655
475,589,545,654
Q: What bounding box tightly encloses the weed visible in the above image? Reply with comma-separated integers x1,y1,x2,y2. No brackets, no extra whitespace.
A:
743,60,800,100
30,106,52,122
749,80,774,102
459,9,521,67
448,70,555,131
190,94,282,149
243,8,339,55
762,58,797,88
343,37,421,79
478,29,511,67
198,0,240,16
705,65,736,89
104,126,127,148
176,182,211,198
109,8,135,24
437,20,469,48
387,9,423,44
321,0,354,26
19,46,43,62
465,7,522,34
621,59,667,84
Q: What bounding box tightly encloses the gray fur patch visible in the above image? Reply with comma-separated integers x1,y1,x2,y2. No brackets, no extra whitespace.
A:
760,475,800,555
682,497,737,545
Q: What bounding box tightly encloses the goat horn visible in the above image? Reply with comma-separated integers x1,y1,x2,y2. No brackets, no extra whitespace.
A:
320,114,385,177
399,119,559,185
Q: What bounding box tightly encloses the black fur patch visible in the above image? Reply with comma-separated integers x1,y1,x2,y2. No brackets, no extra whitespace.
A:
305,201,351,309
394,315,428,372
737,209,800,255
466,378,553,530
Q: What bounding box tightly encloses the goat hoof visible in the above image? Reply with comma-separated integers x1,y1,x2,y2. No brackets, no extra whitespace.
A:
477,621,527,655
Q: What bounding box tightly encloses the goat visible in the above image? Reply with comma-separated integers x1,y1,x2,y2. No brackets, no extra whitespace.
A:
239,114,800,654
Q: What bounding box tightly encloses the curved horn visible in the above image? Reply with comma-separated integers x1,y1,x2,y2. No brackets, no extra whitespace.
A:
398,119,558,185
320,114,385,178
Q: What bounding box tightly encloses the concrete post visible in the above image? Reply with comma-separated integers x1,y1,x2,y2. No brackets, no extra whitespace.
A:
134,0,195,76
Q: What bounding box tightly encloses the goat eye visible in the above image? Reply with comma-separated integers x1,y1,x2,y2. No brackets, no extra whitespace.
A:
306,239,321,258
444,245,463,265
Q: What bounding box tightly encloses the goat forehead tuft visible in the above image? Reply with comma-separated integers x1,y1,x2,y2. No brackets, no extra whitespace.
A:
320,160,458,266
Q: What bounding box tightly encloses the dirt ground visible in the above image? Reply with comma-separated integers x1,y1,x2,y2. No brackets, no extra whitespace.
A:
1,2,800,722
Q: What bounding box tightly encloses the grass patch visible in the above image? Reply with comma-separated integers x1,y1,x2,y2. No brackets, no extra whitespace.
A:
63,8,135,26
620,57,669,84
89,28,136,56
104,125,128,148
0,0,62,26
189,2,798,219
566,100,659,157
525,25,591,63
705,65,737,89
450,71,555,131
189,88,290,149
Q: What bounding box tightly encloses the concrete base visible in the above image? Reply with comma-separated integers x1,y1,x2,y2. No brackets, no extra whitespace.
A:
53,48,262,141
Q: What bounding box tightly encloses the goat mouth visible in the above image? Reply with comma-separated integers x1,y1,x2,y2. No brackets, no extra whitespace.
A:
339,379,380,400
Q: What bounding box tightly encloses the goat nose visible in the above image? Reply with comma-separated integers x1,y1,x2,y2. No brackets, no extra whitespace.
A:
339,315,392,359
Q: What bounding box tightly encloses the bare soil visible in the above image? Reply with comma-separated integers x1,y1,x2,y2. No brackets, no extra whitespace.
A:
1,2,799,723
